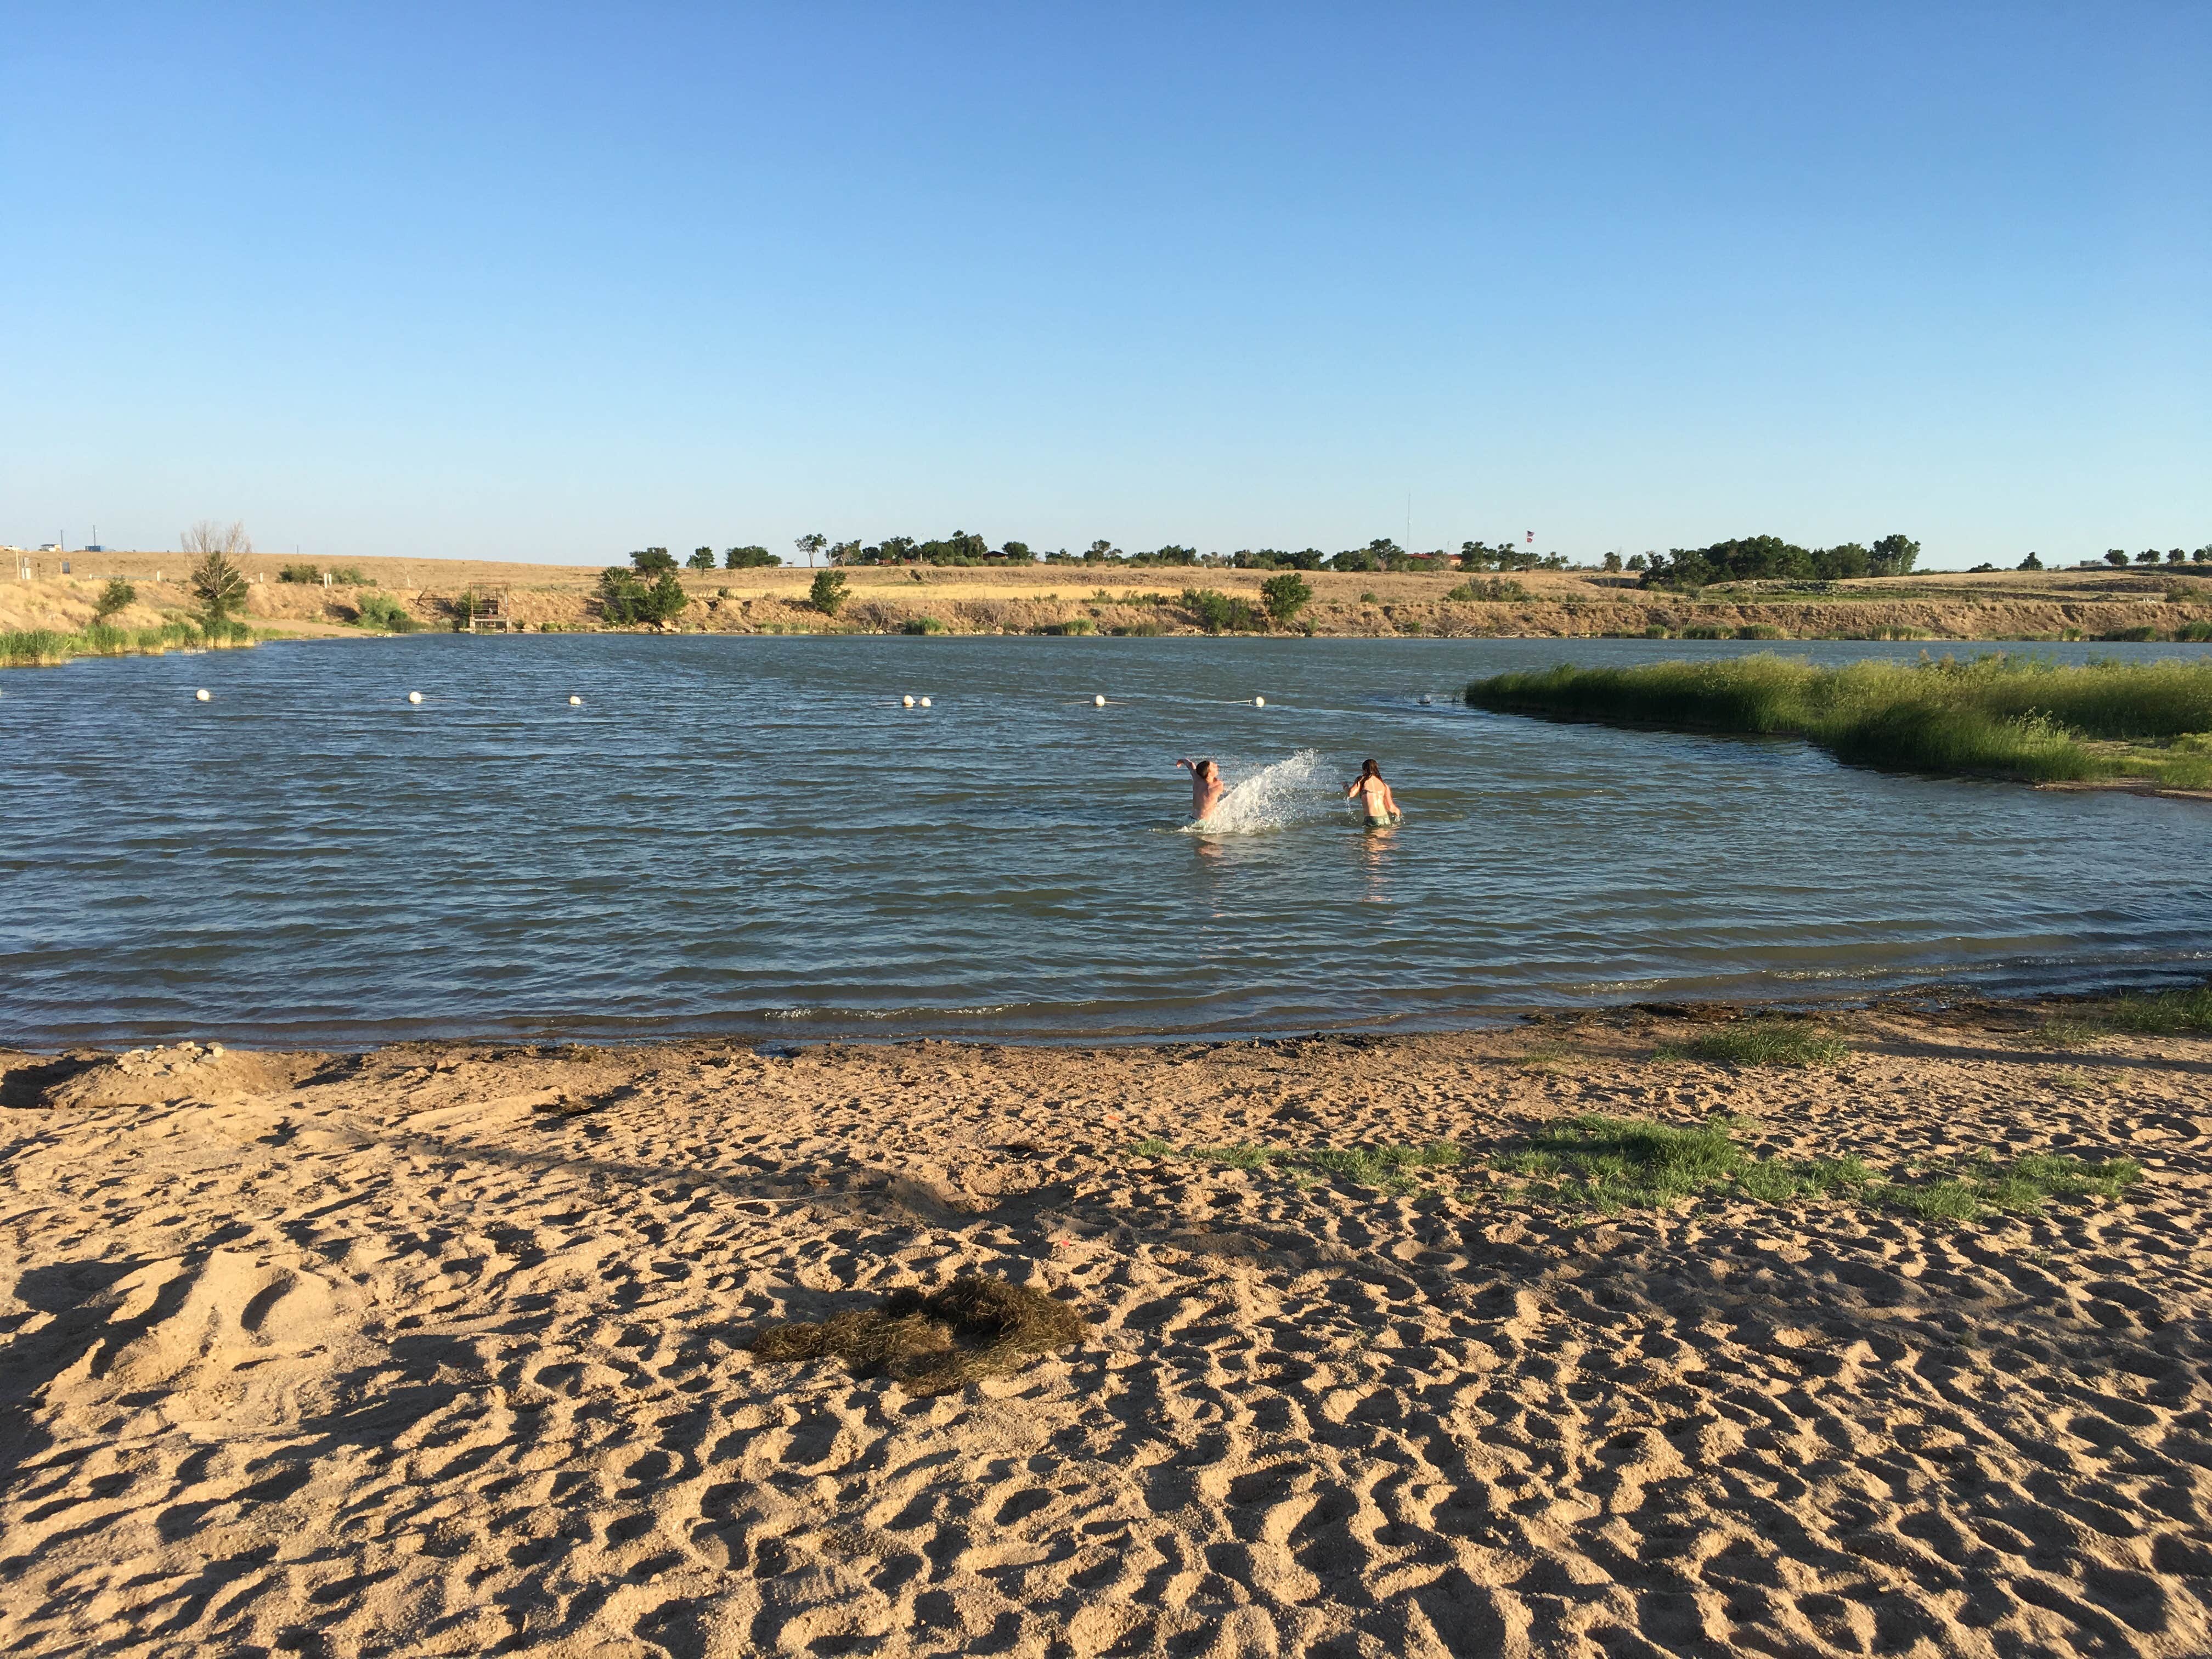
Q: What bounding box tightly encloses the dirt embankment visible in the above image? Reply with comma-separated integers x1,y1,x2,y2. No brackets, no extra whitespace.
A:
12,557,2210,643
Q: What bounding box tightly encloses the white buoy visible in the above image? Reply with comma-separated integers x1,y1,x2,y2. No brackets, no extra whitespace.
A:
407,691,423,704
902,694,916,708
918,696,932,708
568,695,582,706
1253,696,1266,708
1419,693,1433,706
1093,694,1106,707
194,689,210,702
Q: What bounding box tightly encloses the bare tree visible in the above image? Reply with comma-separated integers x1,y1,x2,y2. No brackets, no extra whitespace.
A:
182,521,252,620
181,520,252,559
795,532,827,568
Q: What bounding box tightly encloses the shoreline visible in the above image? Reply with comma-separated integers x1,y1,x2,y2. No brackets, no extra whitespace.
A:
10,976,2212,1064
4,986,2207,1655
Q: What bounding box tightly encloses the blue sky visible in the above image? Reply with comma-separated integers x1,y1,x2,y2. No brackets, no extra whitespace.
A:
4,3,2205,568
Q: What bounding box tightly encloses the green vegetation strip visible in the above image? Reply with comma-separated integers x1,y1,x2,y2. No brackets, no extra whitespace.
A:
2,618,258,668
1464,653,2212,787
1132,1114,2141,1223
2027,983,2212,1045
1655,1021,1849,1067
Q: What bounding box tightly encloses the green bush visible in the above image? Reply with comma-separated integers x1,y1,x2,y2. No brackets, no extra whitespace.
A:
1260,572,1313,624
1446,578,1531,602
809,568,849,617
1736,624,1785,640
2177,620,2212,642
724,546,778,569
278,563,321,583
329,566,373,586
903,617,945,634
353,592,421,633
191,550,249,620
1040,618,1096,635
1181,587,1261,633
94,578,136,619
598,567,688,625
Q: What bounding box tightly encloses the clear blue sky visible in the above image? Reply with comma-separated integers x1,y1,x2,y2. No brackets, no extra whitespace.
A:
5,3,2205,568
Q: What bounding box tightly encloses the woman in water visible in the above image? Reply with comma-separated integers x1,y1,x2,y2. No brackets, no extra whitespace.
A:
1175,757,1224,822
1346,758,1401,827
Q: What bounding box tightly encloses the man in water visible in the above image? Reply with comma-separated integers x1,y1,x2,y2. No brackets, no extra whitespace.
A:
1346,758,1401,827
1176,757,1224,822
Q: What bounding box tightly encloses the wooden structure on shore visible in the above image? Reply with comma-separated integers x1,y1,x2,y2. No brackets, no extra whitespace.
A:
464,587,517,632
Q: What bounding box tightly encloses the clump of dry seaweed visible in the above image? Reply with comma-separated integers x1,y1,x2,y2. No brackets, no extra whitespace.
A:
748,1274,1087,1395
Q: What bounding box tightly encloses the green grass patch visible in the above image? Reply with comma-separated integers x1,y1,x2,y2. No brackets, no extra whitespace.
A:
902,616,946,634
2100,983,2212,1034
1872,1153,2141,1222
1465,653,2212,786
1130,1139,1463,1193
2020,1017,2109,1049
1655,1020,1849,1067
1498,1114,1871,1209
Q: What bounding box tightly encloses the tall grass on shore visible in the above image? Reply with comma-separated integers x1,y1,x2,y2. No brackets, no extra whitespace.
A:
1465,653,2212,787
2,617,258,668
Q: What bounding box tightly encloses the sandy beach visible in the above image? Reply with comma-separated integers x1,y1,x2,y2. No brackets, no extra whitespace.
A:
3,1001,2207,1657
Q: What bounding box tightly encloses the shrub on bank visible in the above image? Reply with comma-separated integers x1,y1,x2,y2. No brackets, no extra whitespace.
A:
597,567,687,625
353,593,421,633
1181,587,1263,633
1446,578,1531,602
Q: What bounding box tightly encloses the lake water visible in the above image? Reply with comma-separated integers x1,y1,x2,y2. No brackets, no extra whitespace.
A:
4,635,2208,1049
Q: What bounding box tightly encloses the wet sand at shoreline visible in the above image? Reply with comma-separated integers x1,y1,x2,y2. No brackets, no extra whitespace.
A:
3,1003,2208,1657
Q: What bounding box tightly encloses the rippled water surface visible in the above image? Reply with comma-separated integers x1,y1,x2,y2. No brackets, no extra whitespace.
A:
4,635,2208,1047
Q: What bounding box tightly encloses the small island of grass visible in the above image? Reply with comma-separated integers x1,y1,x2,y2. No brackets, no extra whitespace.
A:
1465,652,2212,791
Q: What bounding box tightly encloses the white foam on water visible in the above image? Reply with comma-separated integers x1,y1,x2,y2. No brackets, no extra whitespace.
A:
1184,749,1332,834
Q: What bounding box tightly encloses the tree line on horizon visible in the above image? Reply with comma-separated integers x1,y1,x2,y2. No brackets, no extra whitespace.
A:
611,529,2210,597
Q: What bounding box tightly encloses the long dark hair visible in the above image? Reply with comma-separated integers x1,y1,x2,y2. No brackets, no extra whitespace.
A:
1358,758,1381,780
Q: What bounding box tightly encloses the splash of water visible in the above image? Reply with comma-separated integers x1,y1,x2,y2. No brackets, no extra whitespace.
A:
1186,749,1333,834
